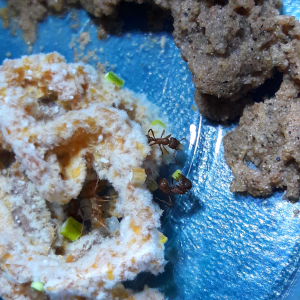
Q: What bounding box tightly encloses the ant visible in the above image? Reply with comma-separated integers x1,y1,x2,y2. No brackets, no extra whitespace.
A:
149,173,192,206
146,129,184,163
68,179,117,234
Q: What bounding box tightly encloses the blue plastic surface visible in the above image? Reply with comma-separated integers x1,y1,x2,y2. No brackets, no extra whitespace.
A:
1,1,300,299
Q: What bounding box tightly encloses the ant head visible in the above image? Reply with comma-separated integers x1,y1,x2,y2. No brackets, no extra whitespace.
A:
169,137,180,150
159,178,169,190
183,178,193,190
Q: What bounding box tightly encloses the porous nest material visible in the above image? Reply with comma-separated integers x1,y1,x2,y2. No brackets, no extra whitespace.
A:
0,52,167,299
171,0,300,120
223,37,300,201
5,0,300,121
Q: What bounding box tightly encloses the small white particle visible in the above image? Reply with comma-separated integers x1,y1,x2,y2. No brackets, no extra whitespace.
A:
71,69,76,74
49,86,53,90
15,216,18,220
100,158,109,164
69,95,74,100
27,70,32,75
17,220,21,224
66,123,72,128
32,205,36,209
62,69,67,76
98,135,103,142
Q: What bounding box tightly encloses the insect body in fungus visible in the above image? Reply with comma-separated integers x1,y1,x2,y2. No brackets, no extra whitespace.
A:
150,173,193,206
146,129,184,163
68,179,118,234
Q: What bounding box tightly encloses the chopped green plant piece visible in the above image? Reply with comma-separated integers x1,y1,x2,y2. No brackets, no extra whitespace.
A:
159,232,168,244
59,217,82,242
147,181,158,192
31,281,44,292
191,105,197,112
151,120,166,128
172,170,183,181
104,71,125,87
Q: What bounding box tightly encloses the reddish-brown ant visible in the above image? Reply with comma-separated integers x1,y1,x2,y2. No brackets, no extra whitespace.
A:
149,173,192,206
146,129,184,163
68,179,118,234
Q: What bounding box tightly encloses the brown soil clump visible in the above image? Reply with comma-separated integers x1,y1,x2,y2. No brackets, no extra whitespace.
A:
223,72,300,201
171,0,300,120
223,37,300,201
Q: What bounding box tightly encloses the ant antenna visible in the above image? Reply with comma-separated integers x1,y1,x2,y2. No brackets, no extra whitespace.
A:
180,137,195,149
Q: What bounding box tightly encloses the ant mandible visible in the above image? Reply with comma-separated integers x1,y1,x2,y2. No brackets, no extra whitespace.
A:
146,129,184,163
149,173,193,206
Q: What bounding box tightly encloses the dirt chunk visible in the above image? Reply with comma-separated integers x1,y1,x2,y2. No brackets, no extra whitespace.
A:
223,72,300,201
171,0,300,120
79,0,120,18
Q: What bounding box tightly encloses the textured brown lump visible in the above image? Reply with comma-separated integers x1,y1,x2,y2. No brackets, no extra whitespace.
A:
4,0,296,106
223,74,300,200
223,34,300,200
171,0,300,120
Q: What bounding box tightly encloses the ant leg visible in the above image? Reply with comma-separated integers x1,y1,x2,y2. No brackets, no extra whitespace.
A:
95,195,118,202
94,177,100,195
173,150,178,165
162,145,169,154
159,145,164,156
149,129,156,139
154,196,172,207
78,208,84,236
171,176,174,185
97,220,109,230
149,142,157,146
94,196,111,202
160,130,165,138
180,137,195,149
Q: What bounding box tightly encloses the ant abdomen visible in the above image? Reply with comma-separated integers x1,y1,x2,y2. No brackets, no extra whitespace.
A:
169,137,180,150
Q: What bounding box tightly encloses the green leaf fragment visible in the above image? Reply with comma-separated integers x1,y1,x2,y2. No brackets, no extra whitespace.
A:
147,181,158,192
151,120,166,128
104,71,125,87
59,217,82,242
31,281,44,292
172,170,182,181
